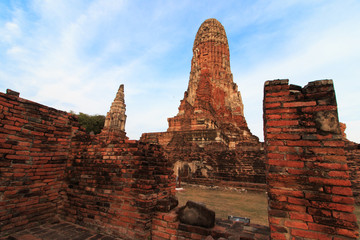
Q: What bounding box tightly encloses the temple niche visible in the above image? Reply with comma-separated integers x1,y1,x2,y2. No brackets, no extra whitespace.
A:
141,19,266,185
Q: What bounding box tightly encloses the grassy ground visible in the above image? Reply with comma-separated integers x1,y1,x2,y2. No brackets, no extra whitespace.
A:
355,206,360,227
176,185,269,225
176,185,360,227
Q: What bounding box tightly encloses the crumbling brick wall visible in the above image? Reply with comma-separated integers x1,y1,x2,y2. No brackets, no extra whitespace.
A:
0,90,79,234
61,134,176,239
0,90,177,239
264,80,359,239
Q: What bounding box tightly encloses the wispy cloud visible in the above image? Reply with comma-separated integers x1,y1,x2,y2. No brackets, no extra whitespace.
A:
228,0,360,142
0,0,359,142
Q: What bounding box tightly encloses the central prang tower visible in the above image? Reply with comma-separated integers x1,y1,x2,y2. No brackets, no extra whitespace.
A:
141,18,265,184
166,18,256,148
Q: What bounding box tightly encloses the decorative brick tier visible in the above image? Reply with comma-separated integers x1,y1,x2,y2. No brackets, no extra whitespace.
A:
263,79,359,239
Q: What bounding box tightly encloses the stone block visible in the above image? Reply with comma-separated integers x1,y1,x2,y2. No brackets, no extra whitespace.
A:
178,201,215,228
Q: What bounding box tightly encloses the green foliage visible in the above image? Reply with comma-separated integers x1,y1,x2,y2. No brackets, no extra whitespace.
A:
72,112,105,134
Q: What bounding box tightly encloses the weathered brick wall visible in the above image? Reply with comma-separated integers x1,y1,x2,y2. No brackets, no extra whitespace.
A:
142,132,266,185
264,80,359,239
346,141,360,205
170,147,266,184
0,90,177,239
61,133,176,239
0,90,79,234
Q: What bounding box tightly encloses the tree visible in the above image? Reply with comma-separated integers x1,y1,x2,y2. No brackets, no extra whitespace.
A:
72,112,105,134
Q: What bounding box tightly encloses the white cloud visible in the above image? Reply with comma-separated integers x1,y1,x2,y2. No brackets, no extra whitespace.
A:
0,0,359,142
6,45,24,56
3,22,21,42
231,0,360,142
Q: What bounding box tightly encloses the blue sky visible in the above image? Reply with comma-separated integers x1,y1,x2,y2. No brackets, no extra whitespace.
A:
1,0,360,142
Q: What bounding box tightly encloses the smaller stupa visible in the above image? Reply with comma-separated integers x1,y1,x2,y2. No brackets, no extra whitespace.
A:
101,84,127,139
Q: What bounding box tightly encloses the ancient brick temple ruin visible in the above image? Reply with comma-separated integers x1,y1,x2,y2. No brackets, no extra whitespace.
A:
141,18,265,186
1,18,360,240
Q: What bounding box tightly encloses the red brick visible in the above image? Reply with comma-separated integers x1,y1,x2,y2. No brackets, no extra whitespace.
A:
152,219,167,228
286,154,301,161
168,222,179,229
289,212,313,222
331,187,353,196
308,207,332,218
287,169,309,175
332,195,355,204
284,220,308,229
270,232,288,240
313,162,348,171
281,113,299,119
310,201,354,213
308,177,351,186
5,154,30,160
270,224,288,234
3,124,21,131
323,141,345,147
165,227,177,235
336,228,359,239
266,133,301,140
307,223,335,234
265,127,282,133
332,211,357,222
266,114,282,119
278,146,303,153
269,217,282,225
265,90,289,97
270,201,306,212
163,213,177,222
327,171,349,178
291,229,331,239
323,155,347,162
268,159,304,168
13,172,26,177
267,153,285,160
286,140,321,147
265,102,281,109
309,147,345,155
283,101,316,108
267,140,285,146
287,197,309,206
190,233,203,240
267,120,299,127
265,96,292,103
302,105,337,112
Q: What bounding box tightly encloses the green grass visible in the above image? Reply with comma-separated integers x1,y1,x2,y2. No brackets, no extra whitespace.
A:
176,185,360,227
